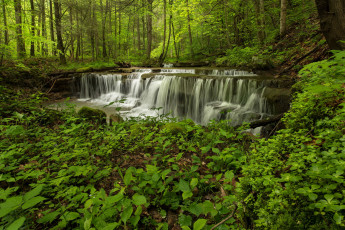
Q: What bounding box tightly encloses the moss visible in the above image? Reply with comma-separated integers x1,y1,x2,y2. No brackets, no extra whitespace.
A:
77,107,106,124
161,122,186,135
76,67,93,73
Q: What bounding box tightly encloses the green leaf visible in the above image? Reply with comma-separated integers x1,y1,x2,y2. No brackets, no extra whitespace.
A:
190,178,198,189
22,196,46,209
7,217,26,230
179,179,191,193
189,203,203,216
0,196,22,217
212,148,221,154
179,214,192,227
132,194,147,206
121,206,133,224
308,193,318,201
334,212,343,225
193,219,207,230
85,199,93,209
182,191,193,200
84,217,92,230
37,211,60,223
176,152,184,160
23,184,44,201
65,212,80,221
124,170,133,186
101,222,120,230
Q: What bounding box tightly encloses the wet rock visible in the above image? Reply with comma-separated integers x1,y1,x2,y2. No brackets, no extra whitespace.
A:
263,87,291,114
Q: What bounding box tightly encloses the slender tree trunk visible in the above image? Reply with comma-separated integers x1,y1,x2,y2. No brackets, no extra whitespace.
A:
14,0,26,58
172,20,179,60
76,9,80,60
163,13,172,61
186,0,194,58
159,0,167,63
315,0,345,50
2,0,8,46
146,0,153,59
118,7,121,55
41,0,47,55
49,0,56,55
114,0,117,58
54,0,66,64
280,0,287,37
253,0,265,44
100,0,107,58
30,0,35,56
69,6,74,60
137,9,141,50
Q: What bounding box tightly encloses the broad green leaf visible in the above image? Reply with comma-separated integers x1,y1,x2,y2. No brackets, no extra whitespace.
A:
124,170,133,186
24,184,44,201
101,222,120,230
130,215,140,226
179,214,192,227
190,178,198,189
22,196,46,209
135,206,142,216
132,194,147,206
334,212,343,225
85,199,93,209
37,211,60,223
179,179,191,193
65,212,80,221
189,203,203,216
0,196,22,217
7,217,26,230
182,191,193,200
176,152,184,160
212,148,220,154
121,206,133,224
193,219,207,230
84,218,92,230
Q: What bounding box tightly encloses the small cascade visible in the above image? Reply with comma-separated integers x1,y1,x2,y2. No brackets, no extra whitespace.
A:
163,63,174,68
78,68,284,126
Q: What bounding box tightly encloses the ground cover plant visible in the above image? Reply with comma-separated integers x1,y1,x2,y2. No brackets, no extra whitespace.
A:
1,50,345,229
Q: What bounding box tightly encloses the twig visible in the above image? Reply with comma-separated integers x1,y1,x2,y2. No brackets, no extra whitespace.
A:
46,79,57,94
210,204,238,230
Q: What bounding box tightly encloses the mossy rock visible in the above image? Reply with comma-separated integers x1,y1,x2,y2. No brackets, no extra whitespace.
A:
77,107,106,124
76,67,93,73
161,122,186,135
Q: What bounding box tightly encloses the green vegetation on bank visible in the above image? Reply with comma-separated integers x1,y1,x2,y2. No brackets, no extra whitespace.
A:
1,50,345,229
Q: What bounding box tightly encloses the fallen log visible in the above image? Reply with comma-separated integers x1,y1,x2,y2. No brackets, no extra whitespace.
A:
48,66,118,77
248,114,284,129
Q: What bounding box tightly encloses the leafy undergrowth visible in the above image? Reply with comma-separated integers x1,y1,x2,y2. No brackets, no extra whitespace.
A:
1,51,345,229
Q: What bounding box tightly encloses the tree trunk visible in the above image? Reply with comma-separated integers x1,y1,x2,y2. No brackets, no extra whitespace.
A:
69,6,74,60
146,0,153,59
54,0,66,64
186,0,194,58
2,0,8,46
137,10,141,50
41,0,47,56
30,0,35,56
49,0,56,55
159,0,167,63
280,0,287,37
100,0,107,58
315,0,345,50
14,0,26,58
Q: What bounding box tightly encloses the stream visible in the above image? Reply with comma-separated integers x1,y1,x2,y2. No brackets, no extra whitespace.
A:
49,66,291,133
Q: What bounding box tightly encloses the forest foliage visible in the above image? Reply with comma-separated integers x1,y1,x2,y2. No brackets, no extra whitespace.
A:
0,0,319,65
1,50,345,229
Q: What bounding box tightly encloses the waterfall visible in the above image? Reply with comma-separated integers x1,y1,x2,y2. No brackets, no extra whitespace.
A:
78,68,273,125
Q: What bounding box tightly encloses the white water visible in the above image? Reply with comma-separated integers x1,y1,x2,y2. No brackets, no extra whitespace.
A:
78,68,270,126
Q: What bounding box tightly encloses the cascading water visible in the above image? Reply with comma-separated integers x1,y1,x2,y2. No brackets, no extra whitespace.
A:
78,68,274,126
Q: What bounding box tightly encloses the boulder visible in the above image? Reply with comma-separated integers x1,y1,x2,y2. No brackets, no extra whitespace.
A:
77,106,106,124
